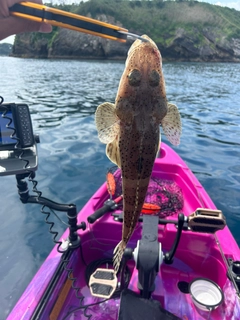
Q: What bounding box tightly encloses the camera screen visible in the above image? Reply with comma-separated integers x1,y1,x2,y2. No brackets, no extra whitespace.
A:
0,111,16,146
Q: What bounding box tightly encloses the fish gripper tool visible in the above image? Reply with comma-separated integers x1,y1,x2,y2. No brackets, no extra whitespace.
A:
10,2,148,43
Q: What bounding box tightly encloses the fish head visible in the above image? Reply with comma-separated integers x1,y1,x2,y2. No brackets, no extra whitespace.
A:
115,35,167,123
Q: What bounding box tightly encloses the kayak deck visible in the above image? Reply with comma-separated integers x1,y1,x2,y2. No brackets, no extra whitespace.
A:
7,143,240,320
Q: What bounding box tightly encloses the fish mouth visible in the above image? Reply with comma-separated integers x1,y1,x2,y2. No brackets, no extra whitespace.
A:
118,32,150,43
126,34,159,61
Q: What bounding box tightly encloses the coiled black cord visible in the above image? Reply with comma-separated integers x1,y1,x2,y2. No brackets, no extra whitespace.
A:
61,258,131,320
1,96,123,319
62,298,110,320
27,171,63,250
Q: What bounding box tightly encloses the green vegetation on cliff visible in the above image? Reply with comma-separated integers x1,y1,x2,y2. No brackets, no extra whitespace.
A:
75,0,240,43
13,0,240,61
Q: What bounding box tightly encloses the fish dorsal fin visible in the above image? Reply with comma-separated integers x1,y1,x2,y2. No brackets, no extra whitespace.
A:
106,136,121,168
161,103,182,146
95,102,120,144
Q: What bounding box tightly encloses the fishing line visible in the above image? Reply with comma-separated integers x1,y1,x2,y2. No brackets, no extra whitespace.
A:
88,223,120,251
62,257,131,319
62,298,110,320
87,224,116,255
191,172,240,296
26,171,64,251
62,256,84,300
185,163,240,297
21,154,87,314
214,233,240,298
190,168,240,297
49,207,70,227
9,135,84,318
27,172,72,253
190,173,207,208
79,241,88,267
89,224,116,247
37,205,86,308
0,96,114,318
192,172,239,297
87,214,143,254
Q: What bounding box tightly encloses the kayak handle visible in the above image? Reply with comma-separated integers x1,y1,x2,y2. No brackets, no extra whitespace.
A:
87,199,118,224
164,213,185,264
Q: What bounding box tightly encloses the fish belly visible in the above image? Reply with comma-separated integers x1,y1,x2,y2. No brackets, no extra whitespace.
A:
113,124,159,272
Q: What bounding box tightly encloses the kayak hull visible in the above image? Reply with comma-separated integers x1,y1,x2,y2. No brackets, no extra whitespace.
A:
7,143,240,320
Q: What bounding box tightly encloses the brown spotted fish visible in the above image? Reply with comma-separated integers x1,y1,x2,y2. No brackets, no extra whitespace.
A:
95,35,181,272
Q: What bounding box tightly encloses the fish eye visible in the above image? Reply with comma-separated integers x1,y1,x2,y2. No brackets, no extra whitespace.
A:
149,70,160,87
128,69,141,86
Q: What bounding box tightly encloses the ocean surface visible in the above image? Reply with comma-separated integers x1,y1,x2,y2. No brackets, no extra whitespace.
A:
0,56,239,319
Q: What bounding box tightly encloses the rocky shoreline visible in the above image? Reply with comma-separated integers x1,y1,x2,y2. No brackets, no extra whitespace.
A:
11,2,240,63
11,27,240,62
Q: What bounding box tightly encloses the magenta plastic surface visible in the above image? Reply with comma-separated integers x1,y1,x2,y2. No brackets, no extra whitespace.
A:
7,143,240,320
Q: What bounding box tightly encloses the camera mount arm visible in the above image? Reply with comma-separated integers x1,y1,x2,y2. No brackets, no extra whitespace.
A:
16,173,86,247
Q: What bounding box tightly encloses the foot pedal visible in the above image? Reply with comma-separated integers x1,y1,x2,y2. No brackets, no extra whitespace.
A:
89,268,117,299
188,208,226,233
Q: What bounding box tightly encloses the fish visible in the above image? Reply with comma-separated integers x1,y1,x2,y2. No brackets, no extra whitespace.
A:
95,35,181,272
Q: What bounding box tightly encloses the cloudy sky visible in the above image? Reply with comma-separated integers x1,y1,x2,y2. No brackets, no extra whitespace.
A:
1,0,240,44
207,0,240,10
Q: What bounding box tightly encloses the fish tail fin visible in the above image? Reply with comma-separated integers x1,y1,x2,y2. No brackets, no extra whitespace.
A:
113,240,126,273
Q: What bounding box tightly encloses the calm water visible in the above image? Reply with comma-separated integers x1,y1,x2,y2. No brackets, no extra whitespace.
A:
0,57,240,319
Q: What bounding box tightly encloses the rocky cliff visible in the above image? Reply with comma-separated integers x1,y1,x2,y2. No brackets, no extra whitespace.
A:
159,27,240,62
12,1,240,62
0,43,12,56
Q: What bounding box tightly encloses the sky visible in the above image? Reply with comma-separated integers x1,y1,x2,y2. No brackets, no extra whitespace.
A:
1,0,239,45
207,0,240,10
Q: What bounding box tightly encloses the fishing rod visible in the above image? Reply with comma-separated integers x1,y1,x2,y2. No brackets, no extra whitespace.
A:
9,2,149,42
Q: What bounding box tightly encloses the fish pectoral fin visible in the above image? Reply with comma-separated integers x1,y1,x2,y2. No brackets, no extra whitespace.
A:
95,102,120,144
106,137,121,168
161,103,182,146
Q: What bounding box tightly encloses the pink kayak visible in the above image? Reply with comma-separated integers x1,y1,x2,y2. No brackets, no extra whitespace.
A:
7,142,240,320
